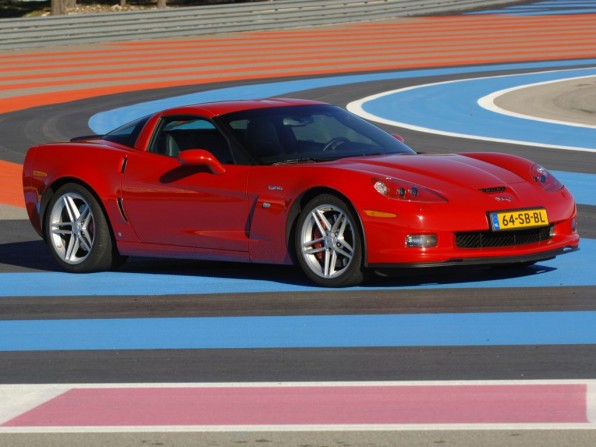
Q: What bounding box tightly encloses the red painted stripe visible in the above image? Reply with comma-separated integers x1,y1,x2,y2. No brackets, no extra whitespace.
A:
3,384,587,427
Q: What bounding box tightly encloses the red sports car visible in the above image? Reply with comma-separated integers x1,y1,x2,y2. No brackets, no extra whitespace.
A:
22,98,579,287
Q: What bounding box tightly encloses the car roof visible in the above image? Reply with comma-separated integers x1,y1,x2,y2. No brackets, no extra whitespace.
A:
160,98,326,118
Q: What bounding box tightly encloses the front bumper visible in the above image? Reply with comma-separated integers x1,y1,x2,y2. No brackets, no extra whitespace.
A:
368,245,578,269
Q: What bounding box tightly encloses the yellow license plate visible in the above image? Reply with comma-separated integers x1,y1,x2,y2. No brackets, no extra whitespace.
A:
489,208,549,231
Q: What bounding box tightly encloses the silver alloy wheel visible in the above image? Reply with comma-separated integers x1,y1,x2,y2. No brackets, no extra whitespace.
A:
48,192,96,265
299,203,355,279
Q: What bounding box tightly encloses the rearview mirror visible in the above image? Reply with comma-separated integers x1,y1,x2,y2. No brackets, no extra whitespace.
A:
178,149,226,175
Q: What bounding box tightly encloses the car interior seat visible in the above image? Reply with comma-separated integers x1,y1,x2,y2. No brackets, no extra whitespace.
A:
245,118,284,162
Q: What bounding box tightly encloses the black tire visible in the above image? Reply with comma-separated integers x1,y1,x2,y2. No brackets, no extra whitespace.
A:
294,194,365,287
44,183,121,273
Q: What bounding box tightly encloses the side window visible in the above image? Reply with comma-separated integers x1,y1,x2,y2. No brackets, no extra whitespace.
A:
102,115,150,148
149,116,233,163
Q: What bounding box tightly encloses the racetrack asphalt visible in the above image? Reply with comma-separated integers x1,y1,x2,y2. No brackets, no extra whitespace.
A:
1,2,596,444
1,0,595,364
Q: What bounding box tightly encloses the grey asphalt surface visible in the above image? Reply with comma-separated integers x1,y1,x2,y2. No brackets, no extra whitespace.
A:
2,430,596,447
495,75,596,127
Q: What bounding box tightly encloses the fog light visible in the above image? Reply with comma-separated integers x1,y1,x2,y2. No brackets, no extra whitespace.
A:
406,234,437,248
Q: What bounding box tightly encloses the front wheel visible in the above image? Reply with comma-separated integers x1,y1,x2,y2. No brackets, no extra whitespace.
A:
295,194,365,287
44,183,120,273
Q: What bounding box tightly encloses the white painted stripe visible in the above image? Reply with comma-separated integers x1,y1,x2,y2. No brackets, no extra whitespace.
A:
1,423,595,434
587,382,596,423
1,378,595,389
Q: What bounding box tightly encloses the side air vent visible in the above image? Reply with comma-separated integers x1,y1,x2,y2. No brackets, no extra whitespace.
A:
120,157,128,174
117,198,128,222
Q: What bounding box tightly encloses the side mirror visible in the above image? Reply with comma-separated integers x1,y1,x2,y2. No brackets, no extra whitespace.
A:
178,149,226,175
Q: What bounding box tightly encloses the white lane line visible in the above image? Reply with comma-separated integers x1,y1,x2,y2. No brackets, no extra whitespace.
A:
2,423,596,433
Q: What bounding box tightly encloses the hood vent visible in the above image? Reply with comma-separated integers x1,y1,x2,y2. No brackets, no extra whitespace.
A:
479,186,507,193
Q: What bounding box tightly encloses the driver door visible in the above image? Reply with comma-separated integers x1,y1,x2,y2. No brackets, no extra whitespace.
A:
121,115,251,256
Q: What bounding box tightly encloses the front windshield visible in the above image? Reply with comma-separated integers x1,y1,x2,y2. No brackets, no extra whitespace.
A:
219,104,415,165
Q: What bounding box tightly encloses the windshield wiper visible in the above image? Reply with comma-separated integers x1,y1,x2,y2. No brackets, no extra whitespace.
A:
273,157,319,165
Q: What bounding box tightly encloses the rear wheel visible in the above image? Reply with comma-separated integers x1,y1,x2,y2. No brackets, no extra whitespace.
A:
295,194,364,287
45,183,120,272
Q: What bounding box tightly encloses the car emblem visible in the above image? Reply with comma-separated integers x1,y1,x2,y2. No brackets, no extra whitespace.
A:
494,194,514,202
268,185,284,191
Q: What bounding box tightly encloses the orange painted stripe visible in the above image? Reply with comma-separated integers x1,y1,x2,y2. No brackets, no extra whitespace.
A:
0,14,593,112
3,42,595,91
0,160,25,208
2,48,593,116
2,35,595,77
4,28,595,67
2,14,595,63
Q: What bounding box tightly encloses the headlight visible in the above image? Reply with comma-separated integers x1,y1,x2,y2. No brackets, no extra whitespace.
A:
372,177,447,203
531,164,563,192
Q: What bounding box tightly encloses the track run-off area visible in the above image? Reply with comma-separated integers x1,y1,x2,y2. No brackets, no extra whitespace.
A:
1,0,596,445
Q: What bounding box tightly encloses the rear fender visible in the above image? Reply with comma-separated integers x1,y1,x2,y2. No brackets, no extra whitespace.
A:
26,144,132,243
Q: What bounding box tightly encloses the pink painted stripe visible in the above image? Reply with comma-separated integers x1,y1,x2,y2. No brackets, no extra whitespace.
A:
3,384,587,427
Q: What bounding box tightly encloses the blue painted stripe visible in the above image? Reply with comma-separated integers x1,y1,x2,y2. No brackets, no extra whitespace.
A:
554,171,596,207
0,239,592,298
1,311,596,351
356,67,596,152
88,59,596,134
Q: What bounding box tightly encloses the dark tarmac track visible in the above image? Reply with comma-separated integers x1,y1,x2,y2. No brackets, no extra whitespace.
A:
1,69,595,385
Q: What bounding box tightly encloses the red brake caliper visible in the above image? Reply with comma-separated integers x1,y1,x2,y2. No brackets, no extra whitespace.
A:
313,227,323,261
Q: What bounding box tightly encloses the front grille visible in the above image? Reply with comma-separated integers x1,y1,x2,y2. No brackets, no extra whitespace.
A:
456,226,552,249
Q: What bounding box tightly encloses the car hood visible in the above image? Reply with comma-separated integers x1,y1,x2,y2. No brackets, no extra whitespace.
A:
332,153,525,192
